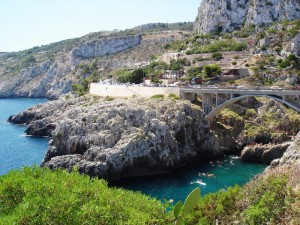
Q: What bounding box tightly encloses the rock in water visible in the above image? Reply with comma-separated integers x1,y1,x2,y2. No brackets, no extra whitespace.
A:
10,95,221,181
241,142,291,164
194,0,300,34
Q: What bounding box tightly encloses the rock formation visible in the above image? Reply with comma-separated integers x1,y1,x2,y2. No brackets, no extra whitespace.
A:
194,0,300,34
292,33,300,56
9,95,224,181
240,142,291,164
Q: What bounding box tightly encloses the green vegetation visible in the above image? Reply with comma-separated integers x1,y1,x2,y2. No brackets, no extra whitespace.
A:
211,52,223,60
0,164,299,225
116,68,145,84
174,188,200,225
186,39,247,55
180,165,299,225
0,167,171,225
168,94,180,100
169,58,190,70
187,66,202,78
277,54,300,69
151,77,163,84
151,94,164,99
202,64,221,77
105,96,115,101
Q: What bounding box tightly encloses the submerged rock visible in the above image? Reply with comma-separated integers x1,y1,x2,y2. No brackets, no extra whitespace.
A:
9,95,222,181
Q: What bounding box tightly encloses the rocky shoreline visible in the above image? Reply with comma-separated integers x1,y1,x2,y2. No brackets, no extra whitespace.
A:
8,95,299,180
8,95,226,181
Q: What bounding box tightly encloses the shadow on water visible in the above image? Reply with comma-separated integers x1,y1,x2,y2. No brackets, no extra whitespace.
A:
112,155,267,203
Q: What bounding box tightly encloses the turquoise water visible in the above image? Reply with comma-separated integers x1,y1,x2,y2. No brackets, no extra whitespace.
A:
0,99,267,203
114,156,266,203
0,98,48,175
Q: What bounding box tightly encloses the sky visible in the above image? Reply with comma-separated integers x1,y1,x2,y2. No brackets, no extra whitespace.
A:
0,0,201,52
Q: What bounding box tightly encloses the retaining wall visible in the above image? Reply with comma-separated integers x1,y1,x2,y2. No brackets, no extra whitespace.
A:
90,83,181,98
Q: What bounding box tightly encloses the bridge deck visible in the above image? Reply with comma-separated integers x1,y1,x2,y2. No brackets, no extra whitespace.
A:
181,87,300,95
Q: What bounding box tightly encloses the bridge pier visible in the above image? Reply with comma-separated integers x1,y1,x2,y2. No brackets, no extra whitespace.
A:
202,93,214,114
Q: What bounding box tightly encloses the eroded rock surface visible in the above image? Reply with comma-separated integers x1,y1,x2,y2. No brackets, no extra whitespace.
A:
195,0,300,34
241,142,291,164
9,96,222,181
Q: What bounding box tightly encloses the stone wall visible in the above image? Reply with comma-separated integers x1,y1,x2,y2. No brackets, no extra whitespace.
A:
90,83,181,98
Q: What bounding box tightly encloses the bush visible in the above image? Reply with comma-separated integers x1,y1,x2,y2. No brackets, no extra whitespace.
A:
151,94,164,99
0,167,171,225
168,94,180,100
203,64,221,77
211,52,223,60
169,58,190,70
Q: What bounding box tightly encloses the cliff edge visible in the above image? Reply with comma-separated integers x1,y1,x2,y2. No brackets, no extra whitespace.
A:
195,0,300,34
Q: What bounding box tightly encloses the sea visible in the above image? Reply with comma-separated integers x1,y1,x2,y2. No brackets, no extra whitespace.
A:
0,98,266,202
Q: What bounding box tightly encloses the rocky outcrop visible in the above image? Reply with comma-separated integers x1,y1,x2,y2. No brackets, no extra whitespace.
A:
241,142,291,164
277,132,300,166
292,33,300,56
9,95,222,181
195,0,300,34
71,35,141,61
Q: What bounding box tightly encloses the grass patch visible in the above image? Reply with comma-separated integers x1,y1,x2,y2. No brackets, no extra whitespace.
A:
151,94,164,99
168,93,180,100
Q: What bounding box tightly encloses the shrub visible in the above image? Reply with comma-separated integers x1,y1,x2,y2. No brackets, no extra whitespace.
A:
203,64,221,77
105,97,115,101
151,94,164,99
232,61,237,65
169,58,190,70
0,167,171,225
168,94,180,100
211,52,223,60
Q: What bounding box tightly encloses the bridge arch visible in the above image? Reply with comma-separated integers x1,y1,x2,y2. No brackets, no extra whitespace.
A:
206,94,300,122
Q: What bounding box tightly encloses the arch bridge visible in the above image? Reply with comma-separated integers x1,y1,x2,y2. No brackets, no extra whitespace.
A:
180,86,300,122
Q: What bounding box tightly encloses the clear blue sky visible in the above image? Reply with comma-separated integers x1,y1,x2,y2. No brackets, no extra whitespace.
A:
0,0,201,52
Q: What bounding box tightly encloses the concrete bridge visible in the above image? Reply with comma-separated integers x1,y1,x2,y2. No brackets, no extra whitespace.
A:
180,86,300,122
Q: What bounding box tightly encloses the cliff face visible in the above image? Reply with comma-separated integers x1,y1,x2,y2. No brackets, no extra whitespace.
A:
195,0,300,34
8,96,223,181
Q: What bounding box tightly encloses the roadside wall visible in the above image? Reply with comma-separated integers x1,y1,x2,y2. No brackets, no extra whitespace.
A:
90,83,181,98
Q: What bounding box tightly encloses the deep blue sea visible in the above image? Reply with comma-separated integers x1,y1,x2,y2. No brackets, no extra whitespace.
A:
0,98,267,202
0,98,48,175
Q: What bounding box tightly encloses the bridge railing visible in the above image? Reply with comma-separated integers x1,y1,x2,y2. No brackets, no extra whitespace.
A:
181,85,300,91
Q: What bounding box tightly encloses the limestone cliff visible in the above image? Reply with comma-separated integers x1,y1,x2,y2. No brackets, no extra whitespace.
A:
8,95,223,181
195,0,300,34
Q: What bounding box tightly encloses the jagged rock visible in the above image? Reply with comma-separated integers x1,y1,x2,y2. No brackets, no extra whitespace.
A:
8,111,36,124
9,96,222,181
195,0,300,34
241,142,291,164
278,132,300,165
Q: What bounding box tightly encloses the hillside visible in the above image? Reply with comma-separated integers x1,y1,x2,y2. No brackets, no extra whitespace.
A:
0,23,192,99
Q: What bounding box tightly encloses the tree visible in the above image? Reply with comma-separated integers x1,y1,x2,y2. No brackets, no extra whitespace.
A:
129,68,145,84
203,64,221,77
